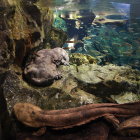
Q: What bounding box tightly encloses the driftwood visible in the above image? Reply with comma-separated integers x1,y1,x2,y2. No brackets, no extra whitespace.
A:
13,102,140,130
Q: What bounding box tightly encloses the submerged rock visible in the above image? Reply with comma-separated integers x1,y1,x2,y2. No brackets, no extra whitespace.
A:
48,27,67,48
2,70,43,113
111,92,140,104
70,53,97,65
2,61,140,113
0,68,16,140
60,63,140,98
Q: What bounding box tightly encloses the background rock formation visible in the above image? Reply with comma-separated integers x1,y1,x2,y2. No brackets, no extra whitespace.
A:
0,0,66,139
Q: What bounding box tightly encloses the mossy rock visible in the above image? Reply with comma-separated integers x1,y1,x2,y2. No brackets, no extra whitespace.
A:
110,92,140,104
70,53,98,66
49,27,67,48
60,64,140,100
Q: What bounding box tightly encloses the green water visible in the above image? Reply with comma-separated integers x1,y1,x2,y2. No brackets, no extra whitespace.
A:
42,0,140,69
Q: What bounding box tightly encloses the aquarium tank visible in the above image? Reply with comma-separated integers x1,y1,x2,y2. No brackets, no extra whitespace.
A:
0,0,140,140
51,0,140,70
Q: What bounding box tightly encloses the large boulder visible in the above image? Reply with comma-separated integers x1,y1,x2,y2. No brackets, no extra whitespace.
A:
0,69,16,140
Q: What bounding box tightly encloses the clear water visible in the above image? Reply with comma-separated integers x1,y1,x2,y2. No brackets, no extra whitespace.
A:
41,0,140,70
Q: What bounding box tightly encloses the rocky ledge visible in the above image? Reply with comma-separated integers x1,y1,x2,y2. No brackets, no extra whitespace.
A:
1,53,140,114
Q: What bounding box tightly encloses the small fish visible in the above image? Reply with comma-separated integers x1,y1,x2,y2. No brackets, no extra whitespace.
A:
83,36,92,40
85,40,92,43
102,50,109,53
122,51,132,56
65,40,78,43
64,37,77,50
128,27,134,30
132,23,137,25
63,46,75,50
134,33,139,36
134,40,140,44
119,30,126,33
92,23,97,26
91,35,97,37
123,37,128,40
94,41,101,44
122,43,132,47
103,46,110,49
97,55,105,59
134,60,140,65
112,43,122,47
88,50,101,55
128,29,134,33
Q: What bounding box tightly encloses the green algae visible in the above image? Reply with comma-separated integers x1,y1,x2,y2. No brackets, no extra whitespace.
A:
70,53,97,66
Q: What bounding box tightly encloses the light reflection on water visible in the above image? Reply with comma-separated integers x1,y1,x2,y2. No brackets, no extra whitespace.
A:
40,0,140,69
